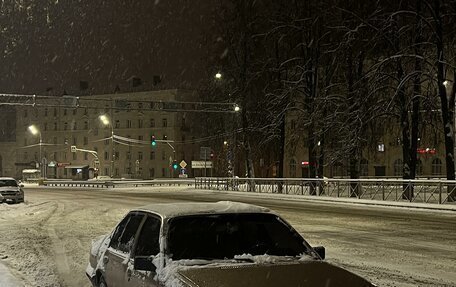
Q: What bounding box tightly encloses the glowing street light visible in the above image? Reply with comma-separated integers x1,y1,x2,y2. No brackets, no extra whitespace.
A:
234,105,240,112
28,125,44,178
215,72,222,79
99,114,114,177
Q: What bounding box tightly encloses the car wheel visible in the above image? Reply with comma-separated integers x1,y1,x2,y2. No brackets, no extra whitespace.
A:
99,276,107,287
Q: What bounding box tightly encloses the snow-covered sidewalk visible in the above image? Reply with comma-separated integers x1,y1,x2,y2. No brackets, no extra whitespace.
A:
0,262,22,287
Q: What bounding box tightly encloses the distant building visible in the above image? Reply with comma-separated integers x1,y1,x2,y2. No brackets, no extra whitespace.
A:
11,89,203,179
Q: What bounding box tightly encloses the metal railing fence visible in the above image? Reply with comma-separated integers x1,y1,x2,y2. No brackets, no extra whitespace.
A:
194,177,456,204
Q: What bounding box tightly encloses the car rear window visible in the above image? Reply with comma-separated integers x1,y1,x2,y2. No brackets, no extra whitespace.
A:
167,213,307,260
0,180,17,187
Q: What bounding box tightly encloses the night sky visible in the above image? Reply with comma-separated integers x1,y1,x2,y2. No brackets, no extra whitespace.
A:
0,0,222,96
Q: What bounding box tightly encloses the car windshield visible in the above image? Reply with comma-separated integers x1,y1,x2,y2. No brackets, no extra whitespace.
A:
167,213,308,261
0,180,18,187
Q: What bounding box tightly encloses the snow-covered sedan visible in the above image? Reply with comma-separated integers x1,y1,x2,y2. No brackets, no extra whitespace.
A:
0,177,24,204
86,201,375,287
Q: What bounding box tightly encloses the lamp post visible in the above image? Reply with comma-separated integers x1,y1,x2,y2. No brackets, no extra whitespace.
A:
28,125,44,178
99,114,114,178
232,104,240,178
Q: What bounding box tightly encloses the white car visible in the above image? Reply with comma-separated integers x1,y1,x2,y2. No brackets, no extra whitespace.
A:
86,201,374,287
0,177,24,204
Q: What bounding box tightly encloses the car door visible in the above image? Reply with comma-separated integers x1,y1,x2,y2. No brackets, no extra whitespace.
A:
123,214,162,287
104,212,145,287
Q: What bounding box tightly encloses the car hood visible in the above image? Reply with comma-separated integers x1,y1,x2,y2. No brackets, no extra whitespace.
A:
176,260,374,287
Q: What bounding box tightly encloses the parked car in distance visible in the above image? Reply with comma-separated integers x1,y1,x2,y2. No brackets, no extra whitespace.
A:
0,177,24,204
86,201,375,287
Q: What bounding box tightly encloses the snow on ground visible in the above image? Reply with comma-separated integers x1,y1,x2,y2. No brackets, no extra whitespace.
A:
0,185,454,287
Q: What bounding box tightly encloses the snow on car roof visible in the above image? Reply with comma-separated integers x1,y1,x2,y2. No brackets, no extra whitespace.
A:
134,201,271,218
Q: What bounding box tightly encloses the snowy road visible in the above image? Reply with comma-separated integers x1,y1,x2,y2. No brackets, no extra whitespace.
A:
0,185,455,287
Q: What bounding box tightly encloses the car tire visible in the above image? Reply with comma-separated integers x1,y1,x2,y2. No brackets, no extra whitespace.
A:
99,276,107,287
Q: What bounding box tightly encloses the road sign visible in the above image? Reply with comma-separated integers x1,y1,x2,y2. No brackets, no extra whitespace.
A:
71,145,77,152
180,160,187,168
192,161,213,169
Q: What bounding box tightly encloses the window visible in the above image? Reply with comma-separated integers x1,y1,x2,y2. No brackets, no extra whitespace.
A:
115,151,119,161
127,151,131,160
24,109,28,118
138,152,143,160
53,137,57,144
162,118,167,127
72,153,77,160
134,216,161,257
162,168,166,177
84,153,88,160
290,120,296,130
149,168,155,178
109,212,144,252
289,159,296,177
83,137,88,145
72,137,77,145
73,122,77,130
44,123,48,131
115,120,120,128
54,122,57,130
53,108,57,117
44,108,48,117
64,122,68,130
104,151,109,160
84,121,89,130
150,119,155,128
23,152,28,160
417,159,423,176
126,120,132,128
138,102,143,110
393,159,402,176
73,109,77,115
431,158,442,176
377,143,385,152
360,158,368,176
150,151,155,160
63,109,67,116
138,135,143,141
138,119,143,128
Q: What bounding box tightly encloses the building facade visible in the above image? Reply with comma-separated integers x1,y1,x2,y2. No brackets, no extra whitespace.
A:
11,89,203,180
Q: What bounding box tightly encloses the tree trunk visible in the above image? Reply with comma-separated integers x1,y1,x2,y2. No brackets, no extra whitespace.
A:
434,0,456,201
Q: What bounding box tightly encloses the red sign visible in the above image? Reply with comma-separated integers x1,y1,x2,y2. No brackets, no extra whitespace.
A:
301,161,309,166
57,162,71,167
417,148,436,155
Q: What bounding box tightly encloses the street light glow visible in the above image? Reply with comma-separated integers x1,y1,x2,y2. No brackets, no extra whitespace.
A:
234,105,240,112
99,114,110,126
28,125,39,135
215,72,222,79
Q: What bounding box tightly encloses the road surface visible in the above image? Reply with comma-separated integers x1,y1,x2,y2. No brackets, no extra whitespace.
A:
0,185,454,287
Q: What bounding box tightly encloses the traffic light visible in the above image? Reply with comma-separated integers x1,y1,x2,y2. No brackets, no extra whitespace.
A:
172,160,179,170
151,135,157,147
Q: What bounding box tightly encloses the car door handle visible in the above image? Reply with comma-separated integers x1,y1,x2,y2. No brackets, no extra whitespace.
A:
103,256,109,264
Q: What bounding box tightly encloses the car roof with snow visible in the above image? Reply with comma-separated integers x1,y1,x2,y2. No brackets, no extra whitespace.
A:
133,201,271,219
0,177,16,180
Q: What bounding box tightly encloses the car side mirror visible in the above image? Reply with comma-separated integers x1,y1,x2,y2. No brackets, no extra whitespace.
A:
134,256,156,272
313,246,325,259
20,184,24,188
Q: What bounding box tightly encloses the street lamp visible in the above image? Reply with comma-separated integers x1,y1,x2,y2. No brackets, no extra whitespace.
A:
99,114,114,178
28,125,44,178
215,72,222,79
234,105,240,112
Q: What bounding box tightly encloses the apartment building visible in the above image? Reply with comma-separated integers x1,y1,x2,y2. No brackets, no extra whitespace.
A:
13,89,201,179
